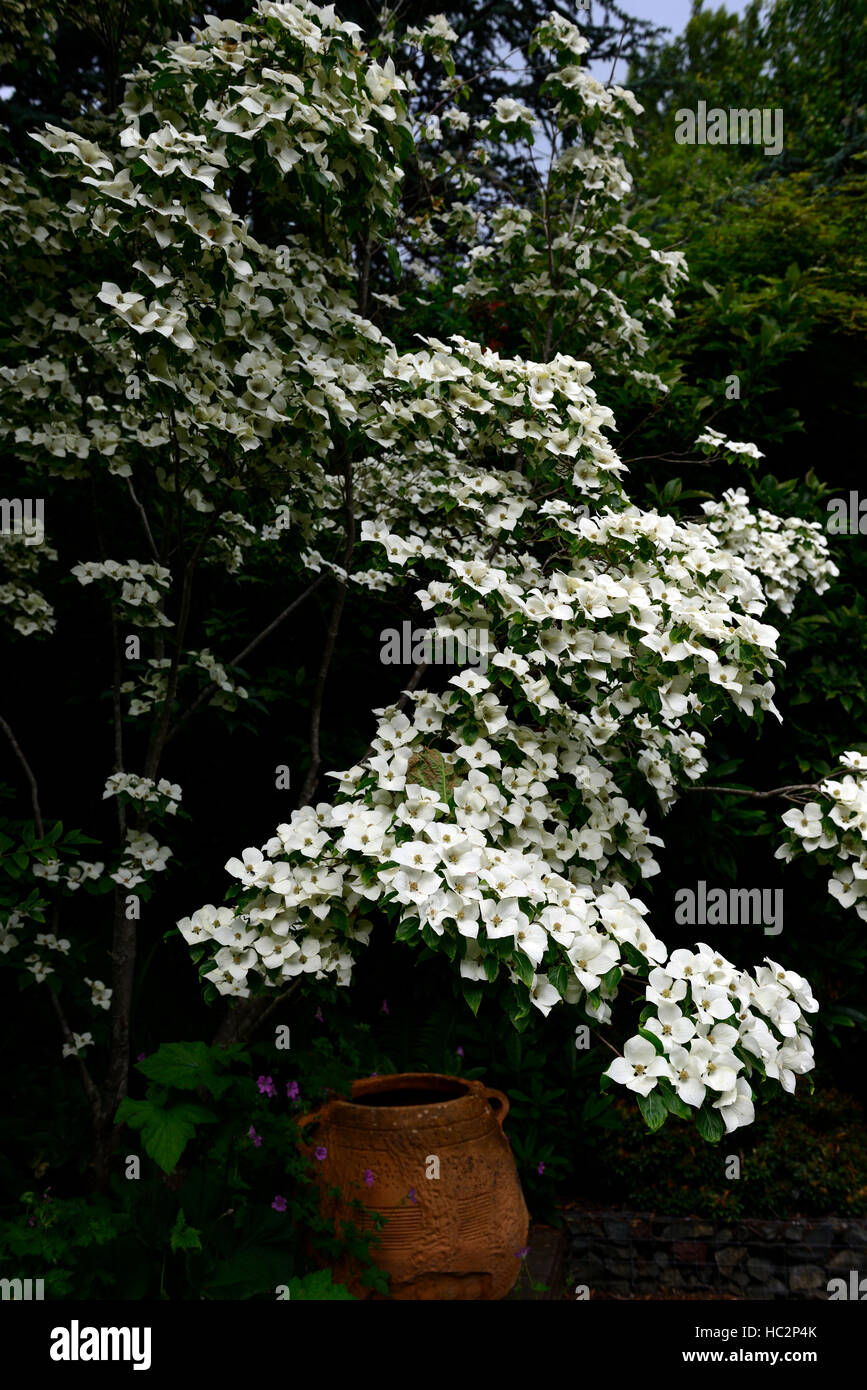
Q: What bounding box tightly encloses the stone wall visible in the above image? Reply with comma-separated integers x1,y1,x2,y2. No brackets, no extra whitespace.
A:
563,1209,867,1299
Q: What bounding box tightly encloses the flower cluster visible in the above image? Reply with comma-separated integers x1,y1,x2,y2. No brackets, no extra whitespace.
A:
84,977,112,1010
194,650,249,709
701,487,839,617
776,752,867,920
111,829,173,889
607,947,817,1134
72,560,173,627
62,1031,94,1059
0,530,57,636
120,649,249,718
31,858,104,889
102,772,182,815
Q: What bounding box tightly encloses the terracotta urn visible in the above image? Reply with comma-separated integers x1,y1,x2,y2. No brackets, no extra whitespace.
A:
296,1071,529,1300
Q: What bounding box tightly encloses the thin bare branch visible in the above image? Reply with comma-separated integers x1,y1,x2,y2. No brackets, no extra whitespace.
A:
682,770,849,803
125,477,160,562
165,571,328,747
50,989,102,1126
0,713,44,836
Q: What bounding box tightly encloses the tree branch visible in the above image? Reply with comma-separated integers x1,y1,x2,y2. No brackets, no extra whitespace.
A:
164,571,328,747
101,887,137,1122
0,713,44,836
50,989,102,1126
211,980,303,1049
682,771,849,803
125,477,160,562
297,458,356,806
143,502,228,781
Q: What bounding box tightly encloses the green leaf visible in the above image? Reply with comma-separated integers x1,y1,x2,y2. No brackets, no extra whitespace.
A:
511,950,535,989
169,1208,203,1253
116,1098,216,1173
462,982,483,1016
638,1027,666,1056
830,1006,867,1027
150,69,179,91
135,1041,233,1098
288,1268,356,1300
637,1088,667,1131
483,954,499,983
391,123,414,165
204,1246,293,1298
549,962,570,997
620,942,648,973
656,1077,692,1120
394,915,419,943
385,243,401,281
695,1104,725,1144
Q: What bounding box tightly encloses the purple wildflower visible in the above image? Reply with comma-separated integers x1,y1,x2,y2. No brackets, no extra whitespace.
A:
515,1245,530,1259
381,999,389,1015
314,1007,324,1023
248,1125,262,1148
363,1169,375,1188
314,1146,327,1162
408,1187,418,1205
456,1046,464,1057
286,1080,300,1101
537,1161,545,1175
271,1195,287,1212
257,1075,276,1097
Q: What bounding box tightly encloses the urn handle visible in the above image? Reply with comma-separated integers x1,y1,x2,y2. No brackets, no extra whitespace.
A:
296,1108,326,1158
483,1087,510,1128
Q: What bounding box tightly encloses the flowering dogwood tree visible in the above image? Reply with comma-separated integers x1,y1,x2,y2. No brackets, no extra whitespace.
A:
0,2,849,1166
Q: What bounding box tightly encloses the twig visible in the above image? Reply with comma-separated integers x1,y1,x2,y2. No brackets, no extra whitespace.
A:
125,477,160,562
50,989,102,1125
592,1029,622,1058
682,771,848,802
0,713,44,836
605,26,629,89
164,571,328,746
